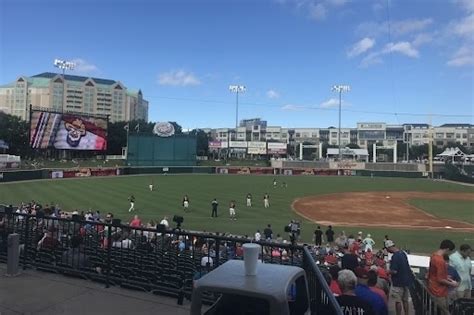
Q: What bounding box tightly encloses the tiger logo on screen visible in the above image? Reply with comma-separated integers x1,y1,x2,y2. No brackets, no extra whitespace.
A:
65,119,86,147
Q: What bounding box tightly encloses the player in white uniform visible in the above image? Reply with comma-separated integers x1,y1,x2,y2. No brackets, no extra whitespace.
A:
229,200,236,220
263,193,270,208
246,193,252,207
128,195,135,212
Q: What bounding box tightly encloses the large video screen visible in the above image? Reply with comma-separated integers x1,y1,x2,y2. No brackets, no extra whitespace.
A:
30,111,107,150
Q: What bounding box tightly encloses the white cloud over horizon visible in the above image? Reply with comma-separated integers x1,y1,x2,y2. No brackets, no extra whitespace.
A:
266,89,280,99
280,0,349,22
281,104,306,111
319,98,350,108
347,37,376,58
158,70,201,87
71,58,99,75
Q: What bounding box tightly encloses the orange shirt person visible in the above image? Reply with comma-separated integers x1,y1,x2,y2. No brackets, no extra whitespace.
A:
427,240,458,315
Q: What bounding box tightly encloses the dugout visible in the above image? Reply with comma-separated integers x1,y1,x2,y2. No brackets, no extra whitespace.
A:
126,134,197,166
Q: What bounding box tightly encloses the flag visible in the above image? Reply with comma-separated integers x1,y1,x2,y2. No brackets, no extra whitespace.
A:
135,123,140,133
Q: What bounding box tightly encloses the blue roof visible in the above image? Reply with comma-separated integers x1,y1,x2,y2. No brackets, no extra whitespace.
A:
32,72,117,85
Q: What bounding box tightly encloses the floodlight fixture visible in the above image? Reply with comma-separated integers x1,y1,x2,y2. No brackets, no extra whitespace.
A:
229,85,246,129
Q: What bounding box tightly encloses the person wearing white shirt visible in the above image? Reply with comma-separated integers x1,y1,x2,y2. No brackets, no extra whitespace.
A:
449,244,472,299
160,216,169,228
362,234,375,252
255,230,261,242
201,256,213,268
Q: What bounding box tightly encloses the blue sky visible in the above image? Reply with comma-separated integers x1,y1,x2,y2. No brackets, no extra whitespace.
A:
1,0,473,128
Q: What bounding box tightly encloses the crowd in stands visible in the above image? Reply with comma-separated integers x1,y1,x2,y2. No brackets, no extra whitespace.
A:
1,201,472,315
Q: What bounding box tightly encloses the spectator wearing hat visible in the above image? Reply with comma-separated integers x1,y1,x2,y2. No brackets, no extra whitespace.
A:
449,244,472,299
386,239,413,315
354,267,388,315
336,269,375,315
427,240,458,315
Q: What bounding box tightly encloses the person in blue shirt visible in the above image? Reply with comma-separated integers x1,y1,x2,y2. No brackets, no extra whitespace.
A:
387,240,414,315
354,267,388,315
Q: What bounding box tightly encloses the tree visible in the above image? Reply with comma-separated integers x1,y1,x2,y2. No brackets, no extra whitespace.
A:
190,129,209,156
0,112,30,157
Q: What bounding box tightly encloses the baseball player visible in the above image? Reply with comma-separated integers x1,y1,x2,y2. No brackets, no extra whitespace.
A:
246,193,252,207
263,193,270,208
183,195,190,212
229,200,236,220
128,195,135,212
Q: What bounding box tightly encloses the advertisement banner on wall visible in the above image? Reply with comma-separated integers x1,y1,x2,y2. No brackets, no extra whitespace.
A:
247,147,267,154
229,141,247,148
247,141,266,149
208,141,222,149
50,168,118,178
267,142,287,154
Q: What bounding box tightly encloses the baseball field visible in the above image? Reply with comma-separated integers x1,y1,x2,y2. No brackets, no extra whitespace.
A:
0,174,473,254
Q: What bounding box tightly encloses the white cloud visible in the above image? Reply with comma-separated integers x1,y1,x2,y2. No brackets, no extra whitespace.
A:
71,58,99,74
158,70,201,87
308,2,327,21
359,41,419,68
455,0,474,13
356,18,433,38
412,33,433,47
383,41,419,58
266,89,280,99
281,104,305,111
447,45,474,66
450,14,474,38
392,18,433,36
280,0,349,22
319,98,350,108
347,37,376,58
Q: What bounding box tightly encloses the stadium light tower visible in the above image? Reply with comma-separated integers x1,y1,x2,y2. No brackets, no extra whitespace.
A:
331,84,351,161
229,85,246,129
54,59,75,112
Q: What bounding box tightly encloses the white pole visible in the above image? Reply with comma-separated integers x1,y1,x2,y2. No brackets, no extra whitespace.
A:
373,143,377,163
393,144,397,163
299,143,303,160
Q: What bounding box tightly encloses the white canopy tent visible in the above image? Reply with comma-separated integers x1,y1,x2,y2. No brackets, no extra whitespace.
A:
436,147,466,162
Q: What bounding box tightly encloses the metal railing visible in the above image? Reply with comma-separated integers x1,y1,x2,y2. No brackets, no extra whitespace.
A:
0,211,341,313
302,247,343,315
411,277,474,315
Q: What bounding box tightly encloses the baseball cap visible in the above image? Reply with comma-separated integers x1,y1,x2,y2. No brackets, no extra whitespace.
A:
354,267,369,279
385,240,395,248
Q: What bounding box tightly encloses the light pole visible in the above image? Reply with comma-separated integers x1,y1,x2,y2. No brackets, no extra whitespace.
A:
229,85,246,131
54,59,75,112
332,85,351,161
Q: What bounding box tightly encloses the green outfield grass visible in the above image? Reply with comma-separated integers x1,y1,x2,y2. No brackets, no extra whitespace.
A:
1,175,473,254
409,199,474,224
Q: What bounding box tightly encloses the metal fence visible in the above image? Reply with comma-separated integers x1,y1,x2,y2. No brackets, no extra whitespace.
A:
0,211,341,314
411,277,474,315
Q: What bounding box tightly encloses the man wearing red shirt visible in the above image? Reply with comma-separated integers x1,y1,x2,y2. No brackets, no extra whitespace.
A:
130,215,142,228
427,240,458,315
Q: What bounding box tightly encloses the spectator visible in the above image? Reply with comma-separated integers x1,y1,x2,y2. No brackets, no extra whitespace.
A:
341,246,359,272
386,240,413,315
314,226,323,246
263,224,273,241
357,231,363,242
325,226,335,244
336,269,375,315
347,234,356,247
335,231,347,248
427,239,458,315
160,216,169,228
354,267,388,315
254,230,261,242
37,227,61,251
367,270,388,306
201,255,214,268
449,244,472,299
61,235,89,268
129,215,141,228
328,265,342,296
383,235,392,249
445,255,461,308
